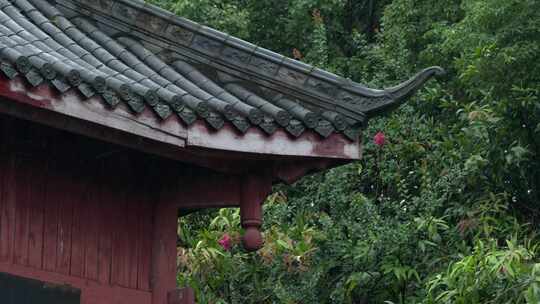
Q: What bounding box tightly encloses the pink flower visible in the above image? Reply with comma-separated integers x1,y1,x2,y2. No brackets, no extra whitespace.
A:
374,132,386,148
218,234,232,251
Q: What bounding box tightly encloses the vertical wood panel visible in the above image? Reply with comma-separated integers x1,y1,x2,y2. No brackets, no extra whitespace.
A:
112,204,129,287
132,165,157,292
127,201,139,289
27,183,45,269
0,118,8,263
127,176,141,289
27,158,48,270
0,152,14,263
13,157,32,267
71,156,93,279
111,191,130,288
56,168,74,275
97,162,114,286
0,115,169,296
69,181,85,278
96,196,113,286
42,163,60,272
83,173,100,282
0,132,5,262
137,173,154,292
137,197,153,291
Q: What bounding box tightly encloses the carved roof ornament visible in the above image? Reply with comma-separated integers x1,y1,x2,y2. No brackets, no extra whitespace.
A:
0,0,443,141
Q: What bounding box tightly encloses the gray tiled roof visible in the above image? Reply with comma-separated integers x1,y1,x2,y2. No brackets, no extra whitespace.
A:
0,0,444,141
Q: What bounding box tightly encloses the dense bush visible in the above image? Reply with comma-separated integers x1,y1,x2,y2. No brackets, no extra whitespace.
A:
148,0,540,302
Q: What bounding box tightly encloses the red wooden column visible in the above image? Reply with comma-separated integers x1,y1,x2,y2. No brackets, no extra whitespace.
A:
168,288,195,304
240,174,272,252
151,201,178,304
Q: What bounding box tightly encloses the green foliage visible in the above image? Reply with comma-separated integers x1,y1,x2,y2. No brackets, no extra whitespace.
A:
148,0,250,38
147,0,540,302
426,239,540,304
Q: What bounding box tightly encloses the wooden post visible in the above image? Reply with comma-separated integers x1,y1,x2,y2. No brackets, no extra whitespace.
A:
151,201,178,304
168,288,195,304
239,174,272,252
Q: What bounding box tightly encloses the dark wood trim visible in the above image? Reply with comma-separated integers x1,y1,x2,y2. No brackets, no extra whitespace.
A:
0,75,360,161
0,77,190,162
168,172,242,210
273,158,352,184
0,263,152,304
0,272,81,303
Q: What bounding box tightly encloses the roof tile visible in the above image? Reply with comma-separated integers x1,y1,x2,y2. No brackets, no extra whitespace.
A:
0,0,442,142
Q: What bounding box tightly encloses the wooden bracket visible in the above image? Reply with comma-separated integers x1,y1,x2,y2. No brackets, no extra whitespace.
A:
239,174,272,252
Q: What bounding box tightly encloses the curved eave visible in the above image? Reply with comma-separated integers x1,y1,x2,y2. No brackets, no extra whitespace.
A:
186,120,360,159
56,0,444,128
0,75,361,161
367,66,446,118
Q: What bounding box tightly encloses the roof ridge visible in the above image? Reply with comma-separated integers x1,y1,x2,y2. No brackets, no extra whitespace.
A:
55,0,443,127
106,0,375,91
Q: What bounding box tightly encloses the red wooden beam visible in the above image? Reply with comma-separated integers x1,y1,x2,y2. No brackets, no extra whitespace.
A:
171,172,242,209
0,76,187,147
165,157,351,211
0,75,360,162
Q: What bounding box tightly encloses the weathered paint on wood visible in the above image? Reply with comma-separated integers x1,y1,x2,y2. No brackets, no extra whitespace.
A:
0,155,155,287
0,74,360,162
0,76,188,148
0,115,181,304
57,165,75,275
187,120,360,159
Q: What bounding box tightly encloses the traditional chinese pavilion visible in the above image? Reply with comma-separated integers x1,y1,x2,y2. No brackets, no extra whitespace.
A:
0,0,443,303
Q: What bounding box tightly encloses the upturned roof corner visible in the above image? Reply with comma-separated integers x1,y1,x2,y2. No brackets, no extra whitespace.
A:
0,0,444,143
357,66,446,119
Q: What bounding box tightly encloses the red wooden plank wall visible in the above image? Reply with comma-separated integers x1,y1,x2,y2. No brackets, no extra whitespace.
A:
0,116,156,292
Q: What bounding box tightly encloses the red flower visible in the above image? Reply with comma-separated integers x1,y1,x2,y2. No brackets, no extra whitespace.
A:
218,234,232,251
374,132,386,147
